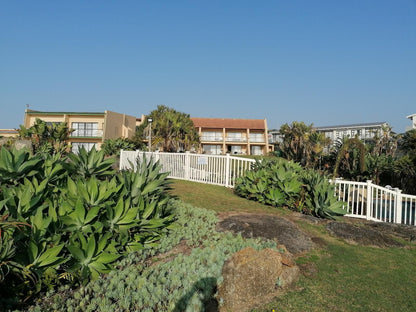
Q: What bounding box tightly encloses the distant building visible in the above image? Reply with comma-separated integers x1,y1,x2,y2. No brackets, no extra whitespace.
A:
406,114,416,131
315,122,390,145
24,110,138,152
191,117,270,155
0,129,18,138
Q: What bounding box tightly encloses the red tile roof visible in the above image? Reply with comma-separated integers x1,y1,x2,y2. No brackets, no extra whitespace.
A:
191,118,266,130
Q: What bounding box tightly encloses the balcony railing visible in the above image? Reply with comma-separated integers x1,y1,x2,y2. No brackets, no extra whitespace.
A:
201,136,223,142
249,138,265,143
226,137,247,142
71,130,103,138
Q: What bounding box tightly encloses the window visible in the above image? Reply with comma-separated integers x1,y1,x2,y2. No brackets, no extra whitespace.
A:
71,122,99,137
203,145,222,155
230,145,242,154
227,132,245,142
251,146,262,155
71,142,97,154
201,131,223,141
249,133,264,143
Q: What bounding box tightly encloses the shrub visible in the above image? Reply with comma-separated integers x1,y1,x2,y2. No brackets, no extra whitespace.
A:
235,157,347,219
0,148,174,310
25,200,277,312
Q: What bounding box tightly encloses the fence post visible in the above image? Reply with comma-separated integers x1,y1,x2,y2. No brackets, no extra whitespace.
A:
225,153,230,187
119,149,124,170
395,188,403,224
185,151,190,180
366,180,372,220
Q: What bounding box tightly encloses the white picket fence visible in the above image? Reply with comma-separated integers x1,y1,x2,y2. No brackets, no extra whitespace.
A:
120,150,416,226
333,179,416,226
119,150,255,188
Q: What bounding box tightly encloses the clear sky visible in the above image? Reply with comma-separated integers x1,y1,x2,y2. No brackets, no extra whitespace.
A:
1,0,415,132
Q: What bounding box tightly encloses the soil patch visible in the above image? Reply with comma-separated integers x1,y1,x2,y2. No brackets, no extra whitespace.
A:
216,214,314,255
326,222,405,248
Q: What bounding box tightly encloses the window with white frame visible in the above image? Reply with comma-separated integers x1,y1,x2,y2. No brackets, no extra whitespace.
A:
249,133,264,143
230,145,242,155
227,132,245,142
251,145,262,155
201,131,223,141
71,142,97,154
71,122,99,137
203,145,222,155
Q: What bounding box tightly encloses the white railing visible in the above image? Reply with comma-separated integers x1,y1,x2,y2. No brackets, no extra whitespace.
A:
333,179,416,226
120,150,256,188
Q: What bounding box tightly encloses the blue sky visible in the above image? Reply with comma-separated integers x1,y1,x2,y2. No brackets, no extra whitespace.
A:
1,0,415,132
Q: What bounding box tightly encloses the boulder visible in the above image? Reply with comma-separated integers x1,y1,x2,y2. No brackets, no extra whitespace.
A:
217,247,299,312
217,214,314,254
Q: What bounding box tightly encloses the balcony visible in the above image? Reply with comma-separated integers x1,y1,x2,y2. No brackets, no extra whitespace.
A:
226,137,247,142
201,136,223,142
249,138,265,143
71,130,103,138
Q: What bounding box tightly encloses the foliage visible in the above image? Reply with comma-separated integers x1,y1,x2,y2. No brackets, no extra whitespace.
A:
101,138,141,156
18,118,72,156
279,121,330,168
302,170,347,219
24,200,277,312
0,147,174,310
235,157,347,219
235,158,304,209
137,105,200,152
0,147,42,185
66,146,116,179
332,136,366,180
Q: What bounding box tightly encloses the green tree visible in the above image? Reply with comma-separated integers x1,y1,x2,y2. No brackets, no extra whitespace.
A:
18,119,72,156
101,138,142,156
279,121,331,168
137,105,200,152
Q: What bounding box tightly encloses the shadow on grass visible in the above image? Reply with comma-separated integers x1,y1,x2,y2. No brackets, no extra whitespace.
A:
173,277,219,312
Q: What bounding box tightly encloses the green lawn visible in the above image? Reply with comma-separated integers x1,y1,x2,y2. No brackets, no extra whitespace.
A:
170,179,416,312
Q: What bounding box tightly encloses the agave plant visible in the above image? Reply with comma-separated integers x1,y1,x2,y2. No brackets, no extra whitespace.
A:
0,148,42,185
66,147,115,179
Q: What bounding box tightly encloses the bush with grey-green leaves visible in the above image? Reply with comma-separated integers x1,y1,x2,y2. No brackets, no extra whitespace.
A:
0,147,174,310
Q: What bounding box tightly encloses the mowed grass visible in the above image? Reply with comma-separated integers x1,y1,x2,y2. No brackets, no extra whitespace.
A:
170,179,416,312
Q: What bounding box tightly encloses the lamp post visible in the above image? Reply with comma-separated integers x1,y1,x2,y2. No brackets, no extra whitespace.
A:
147,118,153,152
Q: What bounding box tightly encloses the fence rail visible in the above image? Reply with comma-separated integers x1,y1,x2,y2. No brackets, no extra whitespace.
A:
333,179,416,226
120,150,416,226
120,150,255,188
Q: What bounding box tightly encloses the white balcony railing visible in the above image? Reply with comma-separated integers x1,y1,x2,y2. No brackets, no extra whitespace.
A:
201,136,223,142
226,137,247,142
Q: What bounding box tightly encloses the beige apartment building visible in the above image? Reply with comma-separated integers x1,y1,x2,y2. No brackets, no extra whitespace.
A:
191,117,270,155
24,110,137,152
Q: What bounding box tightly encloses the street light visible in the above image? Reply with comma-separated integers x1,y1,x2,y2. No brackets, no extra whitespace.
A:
147,118,153,152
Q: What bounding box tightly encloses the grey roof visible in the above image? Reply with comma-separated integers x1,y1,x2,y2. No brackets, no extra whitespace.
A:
315,122,387,131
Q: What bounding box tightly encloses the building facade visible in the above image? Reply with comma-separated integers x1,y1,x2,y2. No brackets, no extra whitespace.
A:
0,129,18,138
191,117,269,155
24,110,137,152
315,122,390,145
407,114,416,131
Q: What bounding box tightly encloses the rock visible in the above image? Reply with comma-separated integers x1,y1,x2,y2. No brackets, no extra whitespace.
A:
217,247,299,312
217,214,314,254
13,139,33,152
326,222,404,248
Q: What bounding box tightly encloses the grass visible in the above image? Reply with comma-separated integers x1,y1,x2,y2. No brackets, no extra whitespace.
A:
170,179,416,312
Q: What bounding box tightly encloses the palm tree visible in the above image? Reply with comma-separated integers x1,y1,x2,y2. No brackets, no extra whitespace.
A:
138,105,200,152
